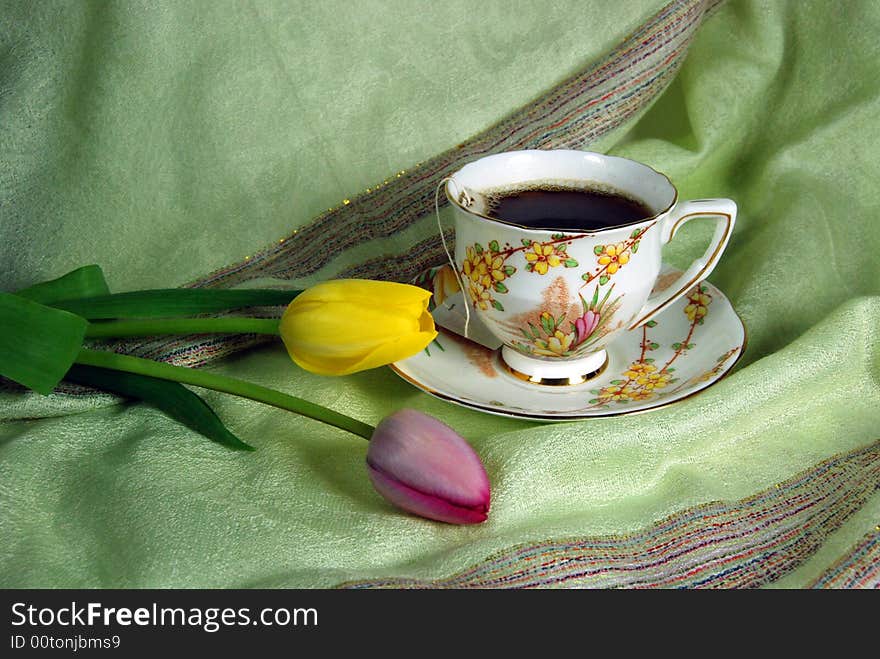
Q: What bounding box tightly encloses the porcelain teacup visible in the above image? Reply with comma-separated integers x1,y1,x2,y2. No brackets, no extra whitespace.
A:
446,149,736,385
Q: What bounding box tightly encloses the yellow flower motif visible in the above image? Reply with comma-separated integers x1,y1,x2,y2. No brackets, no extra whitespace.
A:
684,291,711,322
467,281,492,311
461,246,507,309
524,243,563,275
636,371,672,391
279,279,437,376
597,384,633,402
622,360,672,392
597,242,631,275
533,329,575,357
623,361,656,379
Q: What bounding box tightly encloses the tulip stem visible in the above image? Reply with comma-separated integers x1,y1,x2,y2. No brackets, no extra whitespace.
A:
85,318,281,338
74,349,375,440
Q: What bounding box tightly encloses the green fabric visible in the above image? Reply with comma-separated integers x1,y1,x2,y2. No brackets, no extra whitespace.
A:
2,0,880,587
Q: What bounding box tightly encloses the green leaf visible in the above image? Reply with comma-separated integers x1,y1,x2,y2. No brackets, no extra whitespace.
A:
489,240,500,253
525,263,534,272
556,242,567,252
528,322,541,339
630,229,641,239
563,258,579,268
520,328,532,340
491,299,504,312
598,282,614,309
672,342,681,349
503,266,516,276
593,245,604,255
540,314,554,335
610,379,625,385
0,292,88,394
599,275,610,286
521,239,533,247
551,233,565,240
51,289,300,320
588,398,599,404
474,243,484,254
493,281,508,294
581,273,591,281
644,358,655,363
645,320,658,327
15,265,111,304
64,364,254,451
589,287,599,312
632,241,640,253
650,342,659,350
433,338,445,352
666,367,676,372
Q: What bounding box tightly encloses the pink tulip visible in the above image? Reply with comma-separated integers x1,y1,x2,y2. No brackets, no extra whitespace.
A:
366,409,490,524
574,310,600,345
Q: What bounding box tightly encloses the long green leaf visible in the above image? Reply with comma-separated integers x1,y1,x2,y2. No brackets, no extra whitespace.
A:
14,265,111,304
65,364,254,451
0,292,88,394
52,289,300,319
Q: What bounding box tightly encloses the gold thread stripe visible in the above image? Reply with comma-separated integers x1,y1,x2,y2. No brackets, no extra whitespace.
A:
85,0,719,371
809,529,880,589
339,441,880,589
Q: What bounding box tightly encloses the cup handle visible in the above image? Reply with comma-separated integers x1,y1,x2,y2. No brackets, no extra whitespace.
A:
628,199,737,329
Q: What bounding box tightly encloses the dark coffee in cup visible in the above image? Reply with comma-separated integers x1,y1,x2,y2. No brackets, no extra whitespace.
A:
485,185,653,231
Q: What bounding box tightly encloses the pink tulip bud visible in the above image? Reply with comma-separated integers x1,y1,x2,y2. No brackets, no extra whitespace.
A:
575,310,600,345
366,409,490,524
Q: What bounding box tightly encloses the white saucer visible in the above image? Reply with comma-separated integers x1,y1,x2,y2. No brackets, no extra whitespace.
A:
391,265,746,420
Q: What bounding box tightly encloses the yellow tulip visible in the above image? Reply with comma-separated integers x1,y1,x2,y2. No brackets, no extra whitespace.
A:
279,279,437,376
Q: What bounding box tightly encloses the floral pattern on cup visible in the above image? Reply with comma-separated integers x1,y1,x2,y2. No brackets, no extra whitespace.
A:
523,240,577,275
460,235,582,311
509,283,623,358
461,243,515,311
581,227,649,287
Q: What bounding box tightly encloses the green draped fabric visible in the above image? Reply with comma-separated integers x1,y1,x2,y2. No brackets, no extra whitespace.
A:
1,0,878,587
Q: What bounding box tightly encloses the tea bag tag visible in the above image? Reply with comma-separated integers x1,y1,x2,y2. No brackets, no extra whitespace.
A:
435,177,472,339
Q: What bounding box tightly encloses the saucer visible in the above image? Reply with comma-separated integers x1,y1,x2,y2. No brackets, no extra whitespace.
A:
391,265,746,420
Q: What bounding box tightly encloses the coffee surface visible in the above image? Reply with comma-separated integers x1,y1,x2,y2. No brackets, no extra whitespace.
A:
486,187,653,231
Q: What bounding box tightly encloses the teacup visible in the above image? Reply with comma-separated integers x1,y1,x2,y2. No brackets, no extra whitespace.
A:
446,149,736,385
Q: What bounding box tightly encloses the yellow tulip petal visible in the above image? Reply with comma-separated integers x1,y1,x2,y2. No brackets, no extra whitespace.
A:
535,261,549,275
607,263,619,274
525,253,539,262
547,255,561,267
618,253,630,265
279,281,437,376
291,279,431,311
598,256,611,265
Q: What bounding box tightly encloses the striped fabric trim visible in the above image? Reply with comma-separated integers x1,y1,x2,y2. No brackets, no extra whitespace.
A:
339,441,880,589
97,0,719,369
809,529,880,589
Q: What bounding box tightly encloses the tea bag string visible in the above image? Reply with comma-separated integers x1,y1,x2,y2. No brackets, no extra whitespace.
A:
435,177,471,339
